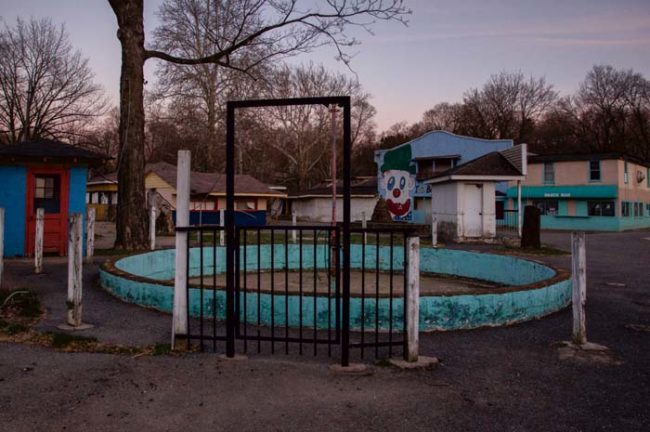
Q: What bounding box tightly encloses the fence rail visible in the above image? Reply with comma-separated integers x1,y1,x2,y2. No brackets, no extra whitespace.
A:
497,209,519,235
177,224,410,364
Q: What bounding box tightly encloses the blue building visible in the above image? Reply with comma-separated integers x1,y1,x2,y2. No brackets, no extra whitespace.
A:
0,139,107,257
374,131,513,223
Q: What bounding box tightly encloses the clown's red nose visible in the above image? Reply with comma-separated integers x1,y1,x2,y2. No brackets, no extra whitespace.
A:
392,189,401,198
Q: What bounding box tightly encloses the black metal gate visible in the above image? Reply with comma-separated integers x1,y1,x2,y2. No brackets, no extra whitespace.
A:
179,97,409,366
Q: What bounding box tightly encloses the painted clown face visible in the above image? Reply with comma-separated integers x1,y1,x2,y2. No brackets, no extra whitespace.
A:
382,169,415,218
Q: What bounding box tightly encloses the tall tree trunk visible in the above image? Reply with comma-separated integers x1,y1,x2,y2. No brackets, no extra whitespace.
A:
110,0,148,249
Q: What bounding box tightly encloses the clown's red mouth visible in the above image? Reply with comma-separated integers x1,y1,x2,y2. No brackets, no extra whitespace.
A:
386,199,411,217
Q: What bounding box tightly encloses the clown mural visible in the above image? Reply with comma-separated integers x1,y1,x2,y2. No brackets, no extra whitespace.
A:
380,144,416,221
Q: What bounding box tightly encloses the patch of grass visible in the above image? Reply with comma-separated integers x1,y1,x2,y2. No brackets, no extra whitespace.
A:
0,289,42,318
374,358,392,368
49,332,98,349
5,323,28,335
152,343,172,356
94,248,132,256
522,246,569,256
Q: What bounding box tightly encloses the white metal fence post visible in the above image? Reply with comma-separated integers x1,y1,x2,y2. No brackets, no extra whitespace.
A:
431,217,438,248
0,208,4,288
86,207,95,262
35,208,44,274
149,206,157,251
517,180,523,238
291,210,297,244
406,236,420,362
219,208,225,247
571,231,587,345
66,213,84,327
173,150,191,346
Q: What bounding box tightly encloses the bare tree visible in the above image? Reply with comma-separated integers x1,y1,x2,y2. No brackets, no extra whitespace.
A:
460,71,557,142
107,0,408,249
0,18,106,144
249,63,377,190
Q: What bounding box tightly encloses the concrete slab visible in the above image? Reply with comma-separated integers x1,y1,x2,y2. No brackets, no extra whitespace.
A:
389,356,440,369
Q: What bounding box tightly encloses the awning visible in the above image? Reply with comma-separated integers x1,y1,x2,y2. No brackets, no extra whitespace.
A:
506,185,618,199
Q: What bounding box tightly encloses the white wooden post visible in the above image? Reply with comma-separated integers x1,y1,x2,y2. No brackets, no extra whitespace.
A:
406,236,420,362
85,207,95,262
0,208,4,288
149,206,157,251
35,208,44,274
517,180,523,237
66,213,84,327
361,211,367,244
571,231,587,345
219,208,225,247
173,150,191,346
291,210,297,244
431,217,438,248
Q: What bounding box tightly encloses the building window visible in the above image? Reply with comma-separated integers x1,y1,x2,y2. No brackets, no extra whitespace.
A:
34,175,60,214
588,200,615,217
624,161,629,184
621,201,630,217
634,202,640,217
532,199,558,216
543,162,555,184
589,160,601,181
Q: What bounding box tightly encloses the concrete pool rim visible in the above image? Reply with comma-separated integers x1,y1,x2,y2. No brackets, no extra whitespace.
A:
99,245,572,331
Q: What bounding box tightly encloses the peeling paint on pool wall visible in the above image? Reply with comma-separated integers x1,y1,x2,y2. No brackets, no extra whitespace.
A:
100,245,571,331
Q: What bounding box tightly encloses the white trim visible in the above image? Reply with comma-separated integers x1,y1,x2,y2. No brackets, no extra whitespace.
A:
290,194,376,199
425,175,525,184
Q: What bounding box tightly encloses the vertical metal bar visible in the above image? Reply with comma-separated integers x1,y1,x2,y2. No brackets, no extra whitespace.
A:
361,231,366,359
257,228,261,353
341,97,351,367
212,228,217,352
299,229,303,355
235,228,240,333
313,229,317,355
389,231,394,357
403,233,408,359
199,229,204,351
335,226,340,345
375,231,379,358
327,228,332,357
239,228,248,352
271,227,275,354
285,228,289,354
225,102,236,358
186,230,191,351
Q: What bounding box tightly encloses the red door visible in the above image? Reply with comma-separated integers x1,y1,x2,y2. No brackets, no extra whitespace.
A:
26,167,69,256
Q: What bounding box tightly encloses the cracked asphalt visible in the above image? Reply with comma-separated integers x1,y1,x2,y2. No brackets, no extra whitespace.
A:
1,231,648,431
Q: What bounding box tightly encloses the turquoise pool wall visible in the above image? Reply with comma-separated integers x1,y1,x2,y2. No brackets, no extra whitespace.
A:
101,246,571,331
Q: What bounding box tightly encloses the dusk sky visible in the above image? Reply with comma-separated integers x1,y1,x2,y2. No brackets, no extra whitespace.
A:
2,0,649,131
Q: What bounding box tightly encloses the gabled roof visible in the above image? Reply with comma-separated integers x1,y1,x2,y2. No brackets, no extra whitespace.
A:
290,177,378,198
145,161,284,197
88,161,286,197
423,151,524,184
0,138,109,165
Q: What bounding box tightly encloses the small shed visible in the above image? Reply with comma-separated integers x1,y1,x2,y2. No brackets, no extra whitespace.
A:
290,177,378,222
0,139,107,257
423,145,526,242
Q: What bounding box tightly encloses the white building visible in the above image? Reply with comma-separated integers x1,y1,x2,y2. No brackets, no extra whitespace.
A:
290,177,378,222
424,145,527,242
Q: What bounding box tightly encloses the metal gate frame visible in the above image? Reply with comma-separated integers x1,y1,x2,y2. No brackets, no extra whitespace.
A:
225,97,353,365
